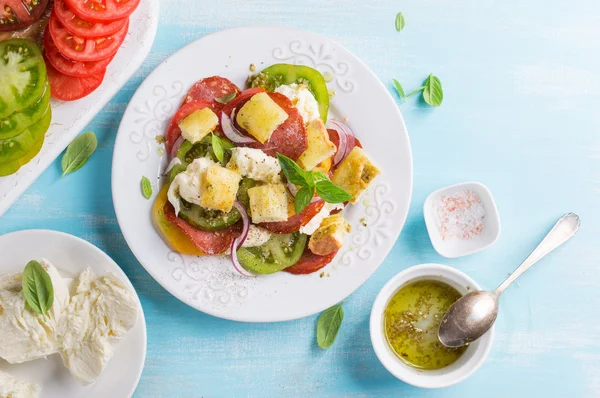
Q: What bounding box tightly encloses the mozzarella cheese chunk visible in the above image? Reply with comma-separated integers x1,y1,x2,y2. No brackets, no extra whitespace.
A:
200,164,241,212
178,108,219,144
298,119,336,171
242,225,272,247
274,83,320,124
0,259,69,364
236,92,288,143
227,148,281,183
0,370,40,398
299,202,344,235
247,183,289,223
168,157,216,215
57,268,138,385
331,147,380,203
308,214,352,256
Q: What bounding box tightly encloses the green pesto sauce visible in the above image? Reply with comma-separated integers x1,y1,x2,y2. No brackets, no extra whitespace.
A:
384,280,466,370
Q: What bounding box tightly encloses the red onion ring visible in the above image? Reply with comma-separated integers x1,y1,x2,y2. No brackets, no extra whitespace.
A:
229,201,255,277
221,109,256,144
327,120,356,166
170,135,185,159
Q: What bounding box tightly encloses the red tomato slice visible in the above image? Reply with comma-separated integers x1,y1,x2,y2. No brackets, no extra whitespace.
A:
284,247,337,275
48,13,128,62
64,0,140,23
44,29,112,77
46,60,105,101
165,100,214,154
53,0,127,38
0,0,49,32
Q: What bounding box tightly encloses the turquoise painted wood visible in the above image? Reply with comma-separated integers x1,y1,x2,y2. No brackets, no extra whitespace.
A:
1,0,599,396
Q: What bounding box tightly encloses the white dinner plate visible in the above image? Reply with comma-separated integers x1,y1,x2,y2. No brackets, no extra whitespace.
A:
0,0,159,217
112,26,413,322
0,230,147,398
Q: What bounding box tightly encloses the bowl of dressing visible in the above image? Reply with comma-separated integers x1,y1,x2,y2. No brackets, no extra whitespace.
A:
370,263,494,388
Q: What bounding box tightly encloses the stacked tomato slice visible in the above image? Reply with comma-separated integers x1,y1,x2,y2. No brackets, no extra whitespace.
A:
43,0,140,101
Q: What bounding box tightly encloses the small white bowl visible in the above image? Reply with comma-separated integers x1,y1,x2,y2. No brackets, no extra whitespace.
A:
424,181,501,258
370,264,494,389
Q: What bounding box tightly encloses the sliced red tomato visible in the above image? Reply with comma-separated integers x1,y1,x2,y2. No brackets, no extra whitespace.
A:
165,100,214,154
0,0,49,32
260,201,325,234
44,29,112,77
284,247,337,275
48,14,128,62
65,0,140,23
53,0,127,38
46,60,104,101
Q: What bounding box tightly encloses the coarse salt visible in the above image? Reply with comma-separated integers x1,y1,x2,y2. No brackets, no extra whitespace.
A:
434,190,485,241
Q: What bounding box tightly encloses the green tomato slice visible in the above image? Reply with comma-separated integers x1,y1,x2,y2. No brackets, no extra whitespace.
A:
177,178,256,231
255,64,329,122
0,82,50,140
0,107,51,164
236,233,308,274
0,124,46,177
0,39,48,119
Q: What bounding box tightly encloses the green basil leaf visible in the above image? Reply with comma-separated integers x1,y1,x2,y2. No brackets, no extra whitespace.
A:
295,185,314,214
211,133,225,163
315,180,353,203
22,260,54,318
395,12,406,32
61,132,97,177
312,171,329,183
141,176,152,199
423,74,444,106
214,92,237,104
277,153,309,186
393,79,405,99
317,302,344,349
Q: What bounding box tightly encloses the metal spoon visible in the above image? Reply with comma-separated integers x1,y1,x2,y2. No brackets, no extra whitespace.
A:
438,213,581,348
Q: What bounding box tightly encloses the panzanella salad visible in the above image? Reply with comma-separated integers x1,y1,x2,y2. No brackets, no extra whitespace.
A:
153,64,380,277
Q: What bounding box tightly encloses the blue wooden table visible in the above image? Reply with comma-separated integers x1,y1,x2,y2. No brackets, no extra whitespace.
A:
2,1,599,396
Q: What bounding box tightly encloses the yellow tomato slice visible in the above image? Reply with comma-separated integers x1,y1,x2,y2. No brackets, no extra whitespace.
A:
152,184,205,256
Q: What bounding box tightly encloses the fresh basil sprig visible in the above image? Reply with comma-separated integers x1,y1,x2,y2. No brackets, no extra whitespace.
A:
211,133,225,163
392,74,444,107
215,92,237,104
141,176,152,199
277,154,353,214
317,302,344,349
22,260,54,320
395,12,405,32
61,132,97,177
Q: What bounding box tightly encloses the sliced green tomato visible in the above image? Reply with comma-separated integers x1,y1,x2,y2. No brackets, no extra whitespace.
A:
237,233,308,274
259,64,329,122
0,83,50,140
0,108,51,164
0,39,48,119
0,126,45,176
177,178,256,231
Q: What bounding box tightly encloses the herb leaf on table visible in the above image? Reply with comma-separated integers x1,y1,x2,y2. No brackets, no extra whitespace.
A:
61,132,97,177
395,12,406,32
317,302,344,349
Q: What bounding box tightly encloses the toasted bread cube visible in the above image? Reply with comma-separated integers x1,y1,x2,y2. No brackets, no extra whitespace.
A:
200,165,241,212
331,147,380,203
236,92,288,143
247,183,289,223
298,119,337,171
179,107,219,144
308,214,351,256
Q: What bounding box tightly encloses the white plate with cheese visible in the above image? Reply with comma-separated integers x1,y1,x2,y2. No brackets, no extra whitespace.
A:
0,230,147,398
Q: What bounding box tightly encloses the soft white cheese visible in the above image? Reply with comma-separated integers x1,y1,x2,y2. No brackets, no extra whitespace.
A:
274,83,320,124
242,225,272,248
0,370,40,398
167,157,216,215
0,259,69,364
299,202,345,235
57,268,138,385
227,148,281,183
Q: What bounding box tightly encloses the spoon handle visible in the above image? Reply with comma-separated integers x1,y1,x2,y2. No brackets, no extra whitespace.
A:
495,213,580,295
